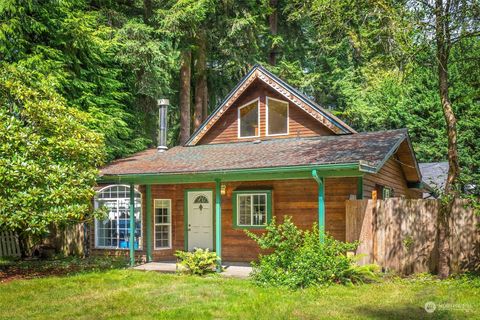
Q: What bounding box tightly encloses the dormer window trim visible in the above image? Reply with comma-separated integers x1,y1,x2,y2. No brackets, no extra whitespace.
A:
266,96,289,137
237,98,261,139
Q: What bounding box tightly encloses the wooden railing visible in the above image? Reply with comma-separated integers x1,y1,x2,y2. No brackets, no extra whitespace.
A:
0,231,21,258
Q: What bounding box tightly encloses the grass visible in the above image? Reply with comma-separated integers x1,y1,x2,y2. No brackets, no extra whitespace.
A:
0,268,479,320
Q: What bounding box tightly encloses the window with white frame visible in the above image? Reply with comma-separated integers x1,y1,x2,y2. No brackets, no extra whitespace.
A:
234,191,271,227
238,99,259,138
154,199,171,249
95,185,142,249
266,97,289,135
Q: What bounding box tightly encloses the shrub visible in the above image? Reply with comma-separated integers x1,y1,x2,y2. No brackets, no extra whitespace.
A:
175,248,219,275
246,217,378,288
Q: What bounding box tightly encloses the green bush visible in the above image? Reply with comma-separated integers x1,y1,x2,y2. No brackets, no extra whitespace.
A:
246,216,379,288
175,248,219,275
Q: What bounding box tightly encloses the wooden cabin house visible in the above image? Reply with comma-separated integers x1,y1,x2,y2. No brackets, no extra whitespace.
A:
96,65,423,264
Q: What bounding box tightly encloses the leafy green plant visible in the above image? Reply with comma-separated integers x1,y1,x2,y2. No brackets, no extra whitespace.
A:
0,64,105,256
343,264,381,285
402,235,414,252
175,249,218,275
246,217,380,288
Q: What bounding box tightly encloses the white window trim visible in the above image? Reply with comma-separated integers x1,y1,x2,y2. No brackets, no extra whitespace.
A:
266,96,289,136
154,199,172,250
237,98,261,139
236,193,268,227
94,185,143,250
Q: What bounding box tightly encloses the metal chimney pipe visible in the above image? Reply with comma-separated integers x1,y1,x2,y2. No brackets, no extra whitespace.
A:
157,99,169,152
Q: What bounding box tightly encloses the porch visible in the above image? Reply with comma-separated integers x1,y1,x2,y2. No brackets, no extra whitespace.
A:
95,166,363,269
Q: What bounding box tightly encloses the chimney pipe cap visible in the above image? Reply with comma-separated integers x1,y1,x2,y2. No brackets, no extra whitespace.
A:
157,99,169,106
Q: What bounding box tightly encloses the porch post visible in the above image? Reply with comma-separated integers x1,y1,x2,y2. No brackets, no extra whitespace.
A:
312,170,325,242
129,183,136,267
146,185,153,262
215,178,222,272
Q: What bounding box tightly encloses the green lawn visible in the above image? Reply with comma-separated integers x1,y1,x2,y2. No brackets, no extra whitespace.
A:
0,269,479,320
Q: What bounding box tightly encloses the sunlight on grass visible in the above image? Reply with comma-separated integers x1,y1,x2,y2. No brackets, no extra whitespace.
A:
0,270,479,320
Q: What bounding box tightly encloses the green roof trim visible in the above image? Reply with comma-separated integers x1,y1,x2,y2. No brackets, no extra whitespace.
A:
98,163,364,185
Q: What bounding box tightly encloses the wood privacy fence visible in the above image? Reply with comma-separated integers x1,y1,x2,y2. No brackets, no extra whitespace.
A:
0,225,85,258
41,224,85,257
0,231,21,257
346,199,480,274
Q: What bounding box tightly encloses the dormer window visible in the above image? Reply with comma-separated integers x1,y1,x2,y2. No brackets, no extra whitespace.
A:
238,99,260,138
266,97,289,136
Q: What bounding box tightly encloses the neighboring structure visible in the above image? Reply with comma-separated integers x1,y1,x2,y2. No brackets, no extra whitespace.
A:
419,162,449,198
95,65,424,265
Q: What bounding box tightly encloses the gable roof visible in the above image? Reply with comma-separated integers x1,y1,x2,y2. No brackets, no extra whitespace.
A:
100,129,419,182
185,64,356,146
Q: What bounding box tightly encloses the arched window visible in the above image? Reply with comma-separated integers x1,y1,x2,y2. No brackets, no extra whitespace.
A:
94,185,142,249
194,195,209,204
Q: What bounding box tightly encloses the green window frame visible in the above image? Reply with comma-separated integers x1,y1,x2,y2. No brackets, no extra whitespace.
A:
233,190,272,229
382,186,394,199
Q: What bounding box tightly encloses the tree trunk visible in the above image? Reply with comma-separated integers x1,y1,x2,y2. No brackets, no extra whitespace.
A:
17,231,30,258
202,82,209,121
434,0,460,279
143,0,153,24
194,29,207,130
179,50,191,144
269,0,278,65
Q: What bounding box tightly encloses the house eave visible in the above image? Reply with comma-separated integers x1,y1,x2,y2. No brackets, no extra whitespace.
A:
98,163,365,185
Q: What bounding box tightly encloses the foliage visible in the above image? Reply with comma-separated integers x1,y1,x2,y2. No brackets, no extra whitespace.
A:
0,64,104,246
0,0,175,160
246,217,378,288
280,0,479,189
0,0,477,188
175,248,218,275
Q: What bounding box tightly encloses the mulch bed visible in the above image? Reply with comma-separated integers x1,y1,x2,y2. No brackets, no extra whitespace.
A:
0,257,128,283
0,264,81,283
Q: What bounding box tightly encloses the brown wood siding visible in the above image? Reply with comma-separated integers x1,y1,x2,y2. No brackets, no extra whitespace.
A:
363,156,421,199
198,80,334,145
90,178,359,262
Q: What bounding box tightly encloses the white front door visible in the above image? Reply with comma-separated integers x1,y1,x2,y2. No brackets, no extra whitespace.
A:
187,191,213,251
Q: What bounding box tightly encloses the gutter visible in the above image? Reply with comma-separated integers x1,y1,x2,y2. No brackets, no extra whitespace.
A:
98,162,365,185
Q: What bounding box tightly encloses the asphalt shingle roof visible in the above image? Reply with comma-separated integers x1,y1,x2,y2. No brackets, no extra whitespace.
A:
100,129,408,176
419,162,449,191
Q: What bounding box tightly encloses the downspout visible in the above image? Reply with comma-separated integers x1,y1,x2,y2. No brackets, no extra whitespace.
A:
215,179,222,272
312,170,325,243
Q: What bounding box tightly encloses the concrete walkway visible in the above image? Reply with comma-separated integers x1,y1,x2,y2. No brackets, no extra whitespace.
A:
134,261,252,279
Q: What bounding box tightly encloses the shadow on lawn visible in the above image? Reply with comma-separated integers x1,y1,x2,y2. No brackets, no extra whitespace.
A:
0,256,128,283
355,304,457,320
